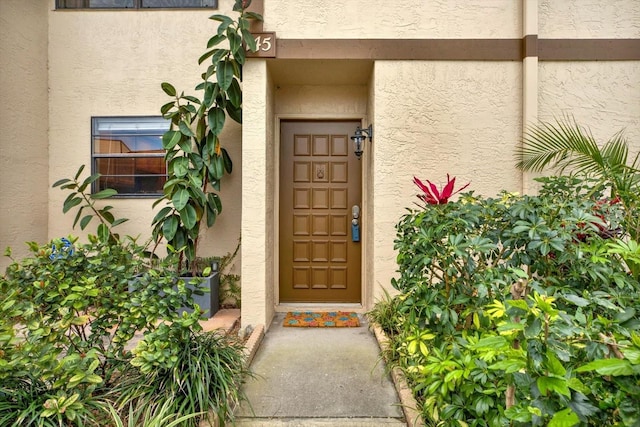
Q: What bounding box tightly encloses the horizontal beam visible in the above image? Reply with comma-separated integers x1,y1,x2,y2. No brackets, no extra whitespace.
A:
273,38,640,61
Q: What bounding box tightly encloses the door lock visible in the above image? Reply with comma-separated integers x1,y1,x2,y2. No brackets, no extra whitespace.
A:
351,205,360,242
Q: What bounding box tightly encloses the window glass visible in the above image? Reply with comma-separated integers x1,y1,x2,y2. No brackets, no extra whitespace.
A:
57,0,217,9
141,0,217,7
89,0,135,7
92,117,168,196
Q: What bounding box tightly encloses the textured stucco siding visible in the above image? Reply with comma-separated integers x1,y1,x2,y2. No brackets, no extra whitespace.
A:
264,0,521,39
241,60,270,328
47,5,243,260
538,61,640,160
372,61,522,294
539,0,640,38
274,86,368,116
0,0,49,271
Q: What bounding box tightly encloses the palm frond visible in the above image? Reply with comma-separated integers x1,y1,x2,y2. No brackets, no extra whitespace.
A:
516,115,636,180
516,115,607,174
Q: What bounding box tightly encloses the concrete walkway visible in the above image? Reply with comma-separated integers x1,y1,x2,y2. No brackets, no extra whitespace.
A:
233,313,406,427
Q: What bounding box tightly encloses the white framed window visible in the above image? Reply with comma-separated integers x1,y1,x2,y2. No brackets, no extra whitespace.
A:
91,117,168,197
57,0,218,9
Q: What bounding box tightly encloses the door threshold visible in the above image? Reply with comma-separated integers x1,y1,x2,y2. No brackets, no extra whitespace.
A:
275,303,365,313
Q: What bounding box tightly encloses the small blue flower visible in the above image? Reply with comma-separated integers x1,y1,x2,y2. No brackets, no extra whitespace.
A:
50,238,75,261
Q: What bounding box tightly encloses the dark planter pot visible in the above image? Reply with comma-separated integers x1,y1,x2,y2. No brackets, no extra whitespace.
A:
128,268,220,318
180,271,220,318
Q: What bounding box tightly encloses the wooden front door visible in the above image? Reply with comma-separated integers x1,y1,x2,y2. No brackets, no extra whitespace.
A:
279,121,362,303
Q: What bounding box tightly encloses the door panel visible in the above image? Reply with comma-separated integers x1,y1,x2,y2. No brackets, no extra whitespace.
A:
280,121,362,302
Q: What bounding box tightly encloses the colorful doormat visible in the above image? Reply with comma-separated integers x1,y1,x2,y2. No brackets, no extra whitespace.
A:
283,311,360,327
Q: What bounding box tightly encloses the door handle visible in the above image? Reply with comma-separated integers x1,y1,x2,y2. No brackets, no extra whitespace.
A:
351,205,360,242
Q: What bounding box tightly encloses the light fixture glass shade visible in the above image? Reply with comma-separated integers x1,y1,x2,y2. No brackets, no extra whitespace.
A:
352,135,364,159
350,124,372,160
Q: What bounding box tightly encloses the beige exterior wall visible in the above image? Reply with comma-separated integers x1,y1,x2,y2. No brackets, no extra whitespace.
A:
241,59,272,327
539,0,640,38
265,0,521,39
0,0,49,272
47,2,243,262
371,60,523,303
538,61,640,160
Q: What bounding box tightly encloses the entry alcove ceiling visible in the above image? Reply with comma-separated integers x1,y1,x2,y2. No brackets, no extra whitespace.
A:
267,59,373,86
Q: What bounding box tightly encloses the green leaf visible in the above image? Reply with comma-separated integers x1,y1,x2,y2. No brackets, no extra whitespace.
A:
171,156,190,178
111,218,128,227
546,351,567,376
615,307,636,323
222,147,233,173
63,196,82,213
548,408,580,427
227,78,242,107
79,173,100,192
208,106,226,136
161,82,176,97
91,188,117,199
52,178,72,188
162,130,182,150
217,59,234,91
228,29,242,56
74,164,86,180
85,374,103,384
207,34,227,49
208,192,222,214
473,336,508,349
160,101,175,115
489,359,526,373
209,14,233,24
172,188,190,211
163,215,179,241
180,204,197,230
576,358,634,376
244,11,263,21
203,82,215,107
537,376,571,397
623,347,640,364
206,201,218,227
226,102,242,124
198,48,217,65
563,294,590,307
79,215,92,230
181,95,201,105
178,120,194,137
242,28,257,52
97,223,110,243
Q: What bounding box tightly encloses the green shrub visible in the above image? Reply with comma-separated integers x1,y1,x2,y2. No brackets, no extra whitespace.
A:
372,174,640,426
1,168,248,425
0,236,203,426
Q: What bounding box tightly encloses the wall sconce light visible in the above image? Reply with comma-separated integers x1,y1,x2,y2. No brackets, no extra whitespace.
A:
350,124,373,160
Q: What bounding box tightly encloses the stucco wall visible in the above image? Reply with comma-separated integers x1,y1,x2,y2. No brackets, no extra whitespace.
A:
241,59,269,328
0,0,49,272
538,61,640,160
265,0,521,39
47,4,243,261
539,0,640,38
372,60,523,297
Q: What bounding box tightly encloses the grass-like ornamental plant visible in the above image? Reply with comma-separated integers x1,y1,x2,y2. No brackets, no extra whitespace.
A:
115,324,250,427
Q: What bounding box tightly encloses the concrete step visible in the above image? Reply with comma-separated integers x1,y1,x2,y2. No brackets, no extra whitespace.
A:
232,417,407,426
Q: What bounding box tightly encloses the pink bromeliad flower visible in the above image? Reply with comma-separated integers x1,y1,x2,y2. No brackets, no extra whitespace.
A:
414,174,470,205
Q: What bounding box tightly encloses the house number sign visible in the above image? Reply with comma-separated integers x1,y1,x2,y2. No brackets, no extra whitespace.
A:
246,32,277,58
